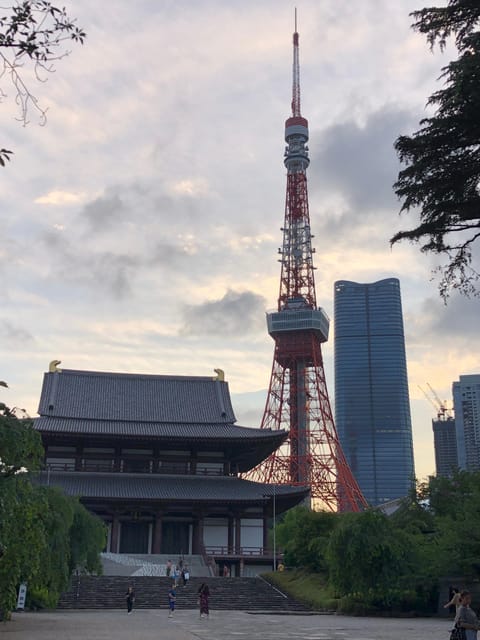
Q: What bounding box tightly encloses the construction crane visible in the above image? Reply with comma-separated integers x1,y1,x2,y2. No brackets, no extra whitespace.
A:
418,383,453,420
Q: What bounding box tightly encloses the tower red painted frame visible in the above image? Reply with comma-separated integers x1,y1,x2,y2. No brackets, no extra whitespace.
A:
245,23,367,512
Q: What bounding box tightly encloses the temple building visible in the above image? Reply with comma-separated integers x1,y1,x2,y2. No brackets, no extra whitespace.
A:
34,362,309,575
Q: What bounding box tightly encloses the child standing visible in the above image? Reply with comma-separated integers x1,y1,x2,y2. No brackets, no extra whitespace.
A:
168,583,176,618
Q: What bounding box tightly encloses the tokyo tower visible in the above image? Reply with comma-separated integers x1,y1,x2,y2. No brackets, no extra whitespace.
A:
246,17,368,512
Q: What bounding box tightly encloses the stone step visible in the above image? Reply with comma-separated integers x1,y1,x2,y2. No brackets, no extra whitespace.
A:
57,576,309,612
100,553,210,577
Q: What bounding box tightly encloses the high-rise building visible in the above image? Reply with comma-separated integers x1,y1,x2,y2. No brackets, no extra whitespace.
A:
334,278,415,506
432,417,458,476
453,374,480,471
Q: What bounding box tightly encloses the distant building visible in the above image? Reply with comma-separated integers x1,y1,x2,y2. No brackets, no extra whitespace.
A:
453,374,480,471
432,417,457,476
334,278,415,506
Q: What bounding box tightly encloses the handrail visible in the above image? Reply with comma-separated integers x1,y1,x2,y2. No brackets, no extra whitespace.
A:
44,462,224,476
199,543,217,576
203,545,271,557
256,573,288,599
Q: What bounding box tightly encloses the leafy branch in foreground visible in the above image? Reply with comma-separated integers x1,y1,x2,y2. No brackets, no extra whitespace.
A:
392,1,480,300
0,1,86,165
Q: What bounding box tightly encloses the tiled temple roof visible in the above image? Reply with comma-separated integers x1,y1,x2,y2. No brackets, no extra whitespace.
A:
35,471,309,509
38,369,236,423
35,368,287,469
35,417,283,441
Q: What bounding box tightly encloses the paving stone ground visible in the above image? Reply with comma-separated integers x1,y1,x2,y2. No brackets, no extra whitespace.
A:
2,609,453,640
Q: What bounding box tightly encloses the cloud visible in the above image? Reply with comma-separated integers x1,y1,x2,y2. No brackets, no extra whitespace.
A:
91,252,140,299
171,178,211,197
81,193,127,231
420,294,480,340
0,320,35,347
38,228,141,300
34,190,87,206
231,389,267,427
180,289,266,337
310,105,416,213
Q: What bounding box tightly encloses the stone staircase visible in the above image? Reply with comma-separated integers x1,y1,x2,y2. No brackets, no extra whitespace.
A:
57,576,310,612
100,553,210,577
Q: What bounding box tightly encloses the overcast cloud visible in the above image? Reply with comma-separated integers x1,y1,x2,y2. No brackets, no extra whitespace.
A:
181,290,266,337
1,0,478,480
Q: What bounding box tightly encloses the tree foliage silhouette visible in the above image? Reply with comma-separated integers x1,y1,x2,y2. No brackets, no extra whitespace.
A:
392,1,480,299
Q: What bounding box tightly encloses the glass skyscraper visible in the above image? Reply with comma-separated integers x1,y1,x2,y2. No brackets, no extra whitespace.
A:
432,417,458,477
453,374,480,471
334,278,415,506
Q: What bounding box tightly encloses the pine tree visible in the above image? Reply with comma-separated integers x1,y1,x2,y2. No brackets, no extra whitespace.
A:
392,1,480,299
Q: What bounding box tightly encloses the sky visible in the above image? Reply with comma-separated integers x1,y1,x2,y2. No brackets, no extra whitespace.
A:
1,0,479,483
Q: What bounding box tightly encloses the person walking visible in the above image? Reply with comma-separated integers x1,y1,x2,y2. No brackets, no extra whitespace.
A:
172,564,180,587
125,585,135,615
456,590,480,640
198,582,210,619
445,587,462,616
168,583,176,618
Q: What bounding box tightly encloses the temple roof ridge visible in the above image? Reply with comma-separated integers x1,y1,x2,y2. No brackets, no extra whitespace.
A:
38,366,237,424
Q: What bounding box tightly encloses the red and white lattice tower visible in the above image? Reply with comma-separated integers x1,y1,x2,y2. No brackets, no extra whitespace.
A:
245,17,368,512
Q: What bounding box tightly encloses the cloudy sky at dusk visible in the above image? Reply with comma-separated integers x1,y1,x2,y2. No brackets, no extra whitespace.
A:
1,0,479,482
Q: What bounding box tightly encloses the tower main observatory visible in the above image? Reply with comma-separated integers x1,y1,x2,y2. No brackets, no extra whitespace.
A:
245,19,367,512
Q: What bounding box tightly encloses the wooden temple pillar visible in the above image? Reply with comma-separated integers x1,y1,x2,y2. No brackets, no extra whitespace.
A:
152,511,163,554
234,515,241,554
74,444,82,471
190,451,197,475
227,514,234,554
192,511,204,554
110,513,120,553
114,445,122,472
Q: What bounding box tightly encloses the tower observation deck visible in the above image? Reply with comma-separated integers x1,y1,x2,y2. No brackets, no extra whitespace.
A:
245,17,367,512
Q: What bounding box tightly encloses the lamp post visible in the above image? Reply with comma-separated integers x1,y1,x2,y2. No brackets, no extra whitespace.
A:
273,483,276,571
262,488,277,571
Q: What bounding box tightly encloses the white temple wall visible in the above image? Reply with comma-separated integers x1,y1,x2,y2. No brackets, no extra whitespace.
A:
203,517,228,547
240,518,263,548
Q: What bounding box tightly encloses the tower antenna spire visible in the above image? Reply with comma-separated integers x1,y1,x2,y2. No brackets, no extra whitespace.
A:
292,8,301,117
244,21,367,513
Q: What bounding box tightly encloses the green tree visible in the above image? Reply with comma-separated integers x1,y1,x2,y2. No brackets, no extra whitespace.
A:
275,506,338,572
31,487,75,605
325,510,414,597
0,1,85,164
69,499,106,576
0,474,48,616
422,471,480,577
392,1,480,299
0,402,105,618
0,405,45,616
0,404,43,477
389,482,441,583
390,472,480,582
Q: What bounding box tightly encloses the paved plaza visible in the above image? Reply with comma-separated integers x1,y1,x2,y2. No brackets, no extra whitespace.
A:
3,609,453,640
